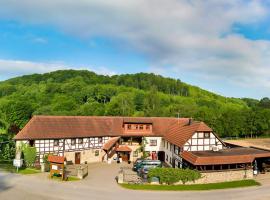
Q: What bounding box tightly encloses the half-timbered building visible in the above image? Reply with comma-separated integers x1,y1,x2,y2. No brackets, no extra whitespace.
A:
14,115,270,174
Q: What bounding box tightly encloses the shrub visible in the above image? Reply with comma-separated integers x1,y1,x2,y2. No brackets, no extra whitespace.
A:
42,154,51,171
43,154,50,165
0,142,16,160
23,146,37,167
148,168,201,185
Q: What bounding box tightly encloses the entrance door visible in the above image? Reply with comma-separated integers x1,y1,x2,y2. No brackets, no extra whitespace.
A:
121,152,129,162
75,152,81,164
157,151,165,162
172,158,176,168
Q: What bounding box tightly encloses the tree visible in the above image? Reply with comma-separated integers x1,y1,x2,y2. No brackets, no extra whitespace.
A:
259,97,270,109
1,100,34,129
143,87,161,116
51,95,78,114
77,102,105,116
106,93,135,116
134,92,144,111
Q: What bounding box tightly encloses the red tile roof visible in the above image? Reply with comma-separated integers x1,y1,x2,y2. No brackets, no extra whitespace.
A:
115,145,132,152
14,116,216,148
48,155,65,164
14,115,190,140
103,137,120,151
182,147,270,165
164,121,213,147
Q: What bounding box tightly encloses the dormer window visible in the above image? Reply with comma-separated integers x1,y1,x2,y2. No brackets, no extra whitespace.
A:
124,123,152,132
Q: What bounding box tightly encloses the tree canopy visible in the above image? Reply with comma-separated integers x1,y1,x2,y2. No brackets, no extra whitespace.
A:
0,69,269,139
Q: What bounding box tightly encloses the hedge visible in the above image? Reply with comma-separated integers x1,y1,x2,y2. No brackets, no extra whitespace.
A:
148,168,201,185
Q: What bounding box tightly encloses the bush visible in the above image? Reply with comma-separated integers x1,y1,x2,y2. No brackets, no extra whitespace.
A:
0,142,16,160
148,168,201,185
42,154,51,171
23,146,37,167
43,154,50,165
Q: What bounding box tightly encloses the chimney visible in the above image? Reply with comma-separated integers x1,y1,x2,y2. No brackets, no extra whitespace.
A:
188,118,193,125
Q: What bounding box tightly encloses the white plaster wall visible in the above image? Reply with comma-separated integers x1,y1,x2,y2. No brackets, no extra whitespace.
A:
163,140,173,167
183,132,224,151
144,137,163,152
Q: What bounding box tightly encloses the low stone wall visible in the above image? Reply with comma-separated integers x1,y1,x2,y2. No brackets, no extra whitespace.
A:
118,167,142,184
66,164,88,179
184,169,253,184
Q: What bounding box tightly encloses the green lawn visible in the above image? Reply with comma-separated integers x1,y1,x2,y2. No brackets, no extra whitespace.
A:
0,161,40,174
49,174,80,182
18,168,40,174
120,180,260,191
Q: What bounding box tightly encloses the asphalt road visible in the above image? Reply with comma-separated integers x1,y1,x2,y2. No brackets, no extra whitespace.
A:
1,163,270,200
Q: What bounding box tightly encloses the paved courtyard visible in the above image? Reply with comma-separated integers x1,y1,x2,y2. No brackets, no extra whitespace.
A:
1,162,270,200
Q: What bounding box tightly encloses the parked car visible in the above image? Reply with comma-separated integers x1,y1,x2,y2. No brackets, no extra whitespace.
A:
133,158,144,171
138,165,157,179
135,160,162,172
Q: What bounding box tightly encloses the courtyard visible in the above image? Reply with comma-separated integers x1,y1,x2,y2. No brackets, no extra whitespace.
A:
1,162,270,200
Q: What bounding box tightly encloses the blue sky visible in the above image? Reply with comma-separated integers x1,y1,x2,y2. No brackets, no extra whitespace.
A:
0,0,270,99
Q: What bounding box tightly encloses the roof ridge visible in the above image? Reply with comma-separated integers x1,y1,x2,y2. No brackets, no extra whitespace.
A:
33,115,190,120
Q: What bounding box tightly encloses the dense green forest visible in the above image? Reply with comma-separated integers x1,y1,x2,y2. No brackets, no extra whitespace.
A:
1,69,270,142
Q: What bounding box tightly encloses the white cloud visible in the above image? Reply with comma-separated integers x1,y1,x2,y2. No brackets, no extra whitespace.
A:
32,37,48,44
0,60,67,79
0,0,270,94
0,59,116,80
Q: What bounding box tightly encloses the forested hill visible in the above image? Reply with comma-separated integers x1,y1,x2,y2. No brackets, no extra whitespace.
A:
0,69,270,138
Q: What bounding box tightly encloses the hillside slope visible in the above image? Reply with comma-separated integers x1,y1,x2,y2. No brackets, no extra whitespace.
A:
0,69,269,138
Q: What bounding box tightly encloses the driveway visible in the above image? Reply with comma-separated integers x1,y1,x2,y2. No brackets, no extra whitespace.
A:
1,163,270,200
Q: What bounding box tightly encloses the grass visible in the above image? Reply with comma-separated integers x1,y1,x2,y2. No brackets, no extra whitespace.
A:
0,161,40,174
120,180,260,191
49,174,81,182
17,168,40,174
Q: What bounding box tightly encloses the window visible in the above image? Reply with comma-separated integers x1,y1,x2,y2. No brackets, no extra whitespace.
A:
163,140,165,147
127,124,131,130
54,140,59,146
139,125,144,130
29,140,34,147
71,139,76,145
135,125,139,130
133,151,138,157
78,138,83,144
166,154,168,161
204,132,210,138
179,147,183,153
198,132,204,138
149,139,157,146
95,150,99,156
146,125,150,130
174,145,179,155
166,142,169,149
98,137,103,143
